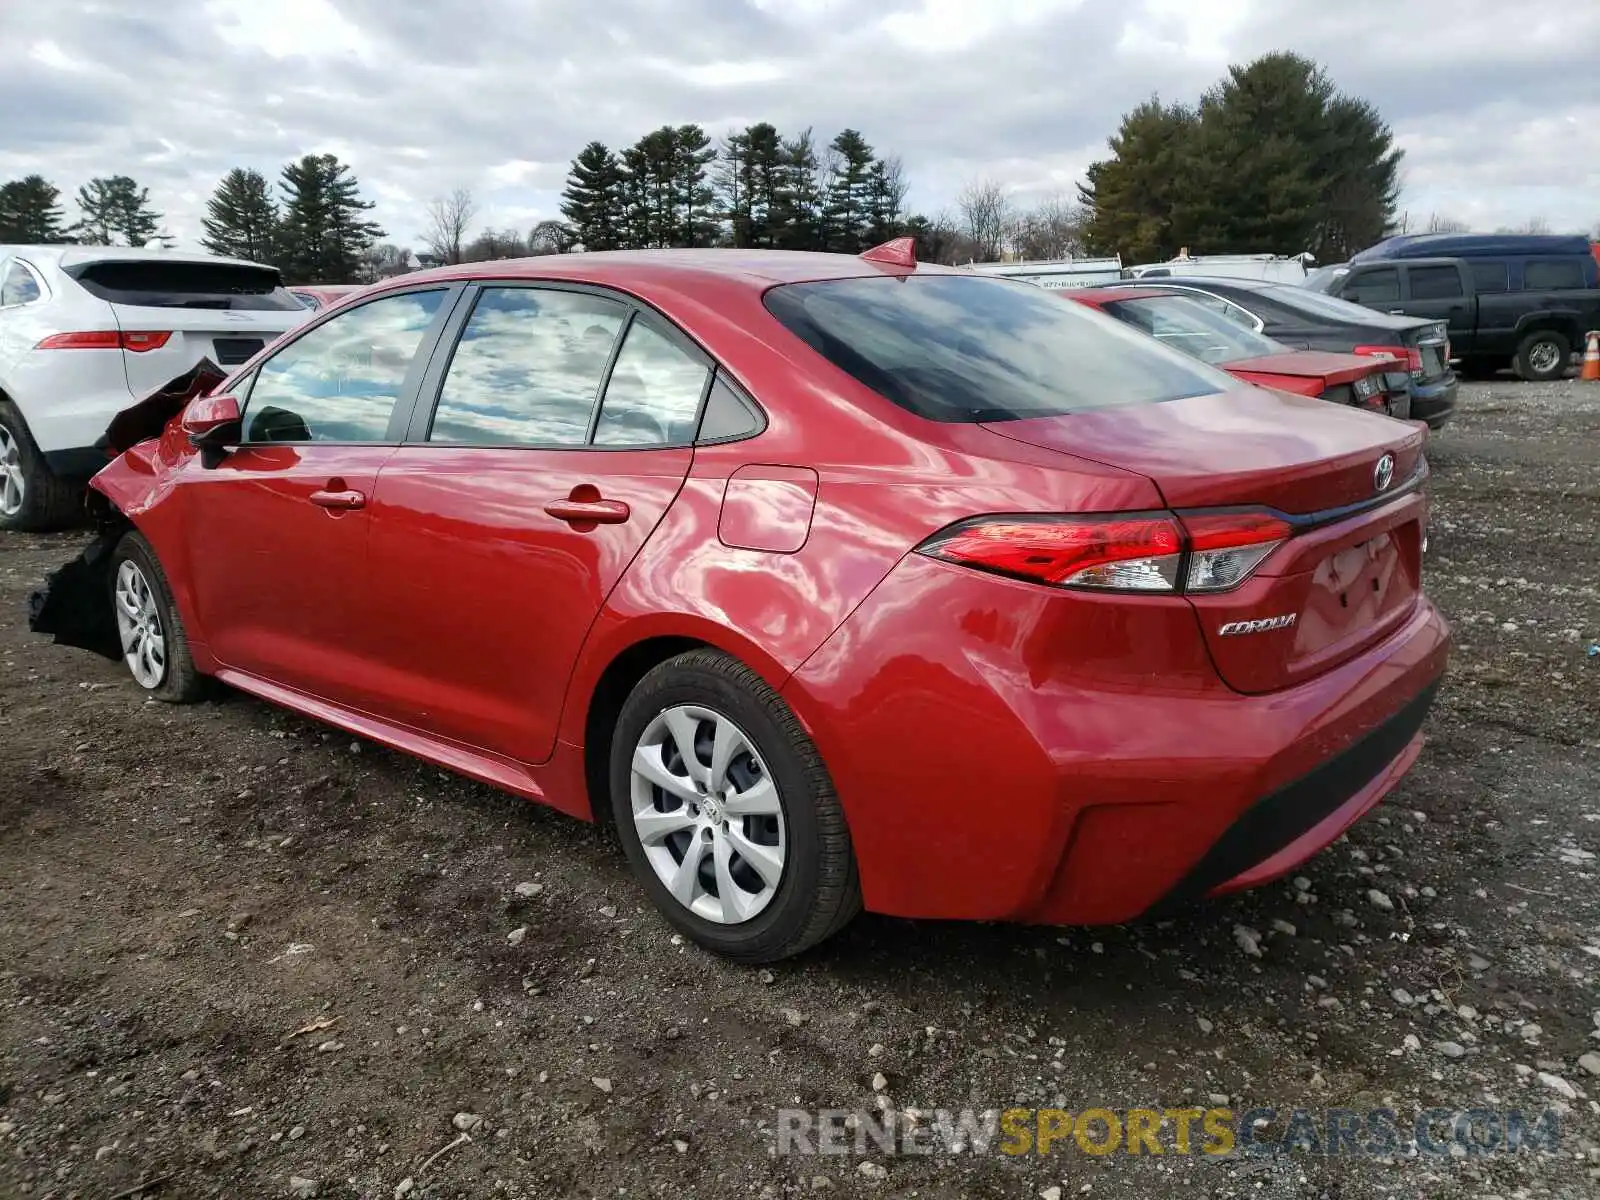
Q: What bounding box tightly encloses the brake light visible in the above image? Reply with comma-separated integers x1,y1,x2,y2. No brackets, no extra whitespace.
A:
36,331,173,353
918,509,1290,594
1353,344,1423,377
1179,511,1292,592
917,514,1184,591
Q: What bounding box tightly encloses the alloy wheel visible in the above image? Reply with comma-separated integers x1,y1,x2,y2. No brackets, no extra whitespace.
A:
113,559,167,689
1527,340,1561,376
629,704,787,924
0,424,24,518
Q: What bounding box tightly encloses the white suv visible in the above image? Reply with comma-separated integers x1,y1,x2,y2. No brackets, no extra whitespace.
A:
0,246,310,530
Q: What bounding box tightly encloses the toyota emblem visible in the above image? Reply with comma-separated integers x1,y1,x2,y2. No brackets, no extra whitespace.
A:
1373,453,1395,493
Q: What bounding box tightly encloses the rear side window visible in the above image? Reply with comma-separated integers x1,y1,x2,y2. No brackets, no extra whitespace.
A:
429,286,627,447
1409,266,1463,300
1522,259,1585,291
1101,295,1283,365
763,275,1234,422
1470,261,1509,293
1,261,42,306
1342,267,1400,305
592,319,710,446
66,260,303,311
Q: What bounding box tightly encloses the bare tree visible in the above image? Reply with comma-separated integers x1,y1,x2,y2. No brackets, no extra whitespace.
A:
423,187,477,265
528,219,577,255
359,242,412,281
1013,192,1088,260
956,178,1013,262
463,227,528,262
1426,212,1470,234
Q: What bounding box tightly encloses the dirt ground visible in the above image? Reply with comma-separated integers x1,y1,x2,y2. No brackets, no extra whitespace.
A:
2,380,1597,1200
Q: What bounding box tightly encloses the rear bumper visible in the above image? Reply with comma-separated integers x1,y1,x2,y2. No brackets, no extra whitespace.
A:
785,553,1451,925
1408,374,1457,429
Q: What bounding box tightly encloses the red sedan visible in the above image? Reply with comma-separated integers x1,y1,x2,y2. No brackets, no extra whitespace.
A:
38,240,1449,961
1071,286,1407,416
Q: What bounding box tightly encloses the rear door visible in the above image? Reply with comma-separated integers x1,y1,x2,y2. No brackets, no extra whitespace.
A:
180,286,456,702
361,284,707,762
1401,263,1475,354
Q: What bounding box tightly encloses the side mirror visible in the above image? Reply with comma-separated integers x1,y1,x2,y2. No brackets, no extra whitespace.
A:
182,394,242,467
182,393,242,444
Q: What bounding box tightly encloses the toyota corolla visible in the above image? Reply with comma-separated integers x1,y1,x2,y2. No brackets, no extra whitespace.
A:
30,240,1450,962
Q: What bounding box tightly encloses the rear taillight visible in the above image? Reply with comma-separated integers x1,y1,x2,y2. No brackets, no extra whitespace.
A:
1178,511,1292,592
36,331,173,353
917,509,1289,594
917,514,1184,591
1353,344,1423,378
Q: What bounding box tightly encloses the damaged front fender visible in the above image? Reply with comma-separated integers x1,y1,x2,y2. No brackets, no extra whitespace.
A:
27,358,227,663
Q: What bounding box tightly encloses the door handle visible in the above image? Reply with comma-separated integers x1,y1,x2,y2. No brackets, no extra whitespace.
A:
544,498,630,525
310,488,366,510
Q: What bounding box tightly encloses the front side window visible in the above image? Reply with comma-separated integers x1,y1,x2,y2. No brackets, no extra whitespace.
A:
592,319,710,446
1522,259,1584,291
1,261,41,306
764,275,1235,422
1342,267,1400,305
429,286,627,447
1409,266,1463,300
243,289,446,443
1102,295,1284,365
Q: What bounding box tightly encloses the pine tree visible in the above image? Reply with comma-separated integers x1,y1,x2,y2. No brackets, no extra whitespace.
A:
715,123,787,248
864,158,906,246
821,129,878,253
277,155,385,283
560,142,627,251
73,176,163,246
201,168,279,263
669,124,718,247
773,129,823,251
0,176,70,243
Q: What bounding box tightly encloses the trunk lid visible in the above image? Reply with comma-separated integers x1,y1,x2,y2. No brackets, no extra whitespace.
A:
1226,350,1388,388
110,304,303,397
982,385,1429,692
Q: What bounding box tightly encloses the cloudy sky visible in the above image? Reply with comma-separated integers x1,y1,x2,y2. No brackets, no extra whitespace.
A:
2,0,1596,256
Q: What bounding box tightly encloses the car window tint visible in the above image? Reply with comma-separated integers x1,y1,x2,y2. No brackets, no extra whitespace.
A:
697,375,763,442
429,287,627,447
765,275,1235,422
592,319,710,446
243,289,445,443
1522,259,1584,291
1409,266,1463,300
1470,261,1509,293
1342,267,1400,305
1,261,40,306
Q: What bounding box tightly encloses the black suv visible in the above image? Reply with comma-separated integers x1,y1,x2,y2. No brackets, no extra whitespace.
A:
1304,234,1600,382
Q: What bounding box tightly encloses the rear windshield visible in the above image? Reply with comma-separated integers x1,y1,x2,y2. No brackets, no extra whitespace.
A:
66,260,303,311
1254,283,1387,323
763,274,1235,422
1102,295,1284,365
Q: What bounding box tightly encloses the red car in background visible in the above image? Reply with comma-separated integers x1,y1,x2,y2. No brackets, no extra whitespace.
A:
32,242,1449,962
1072,286,1409,418
288,283,367,312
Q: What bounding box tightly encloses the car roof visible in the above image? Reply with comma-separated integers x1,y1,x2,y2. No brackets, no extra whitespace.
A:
1,245,275,272
373,249,964,297
1067,285,1186,304
1353,232,1593,261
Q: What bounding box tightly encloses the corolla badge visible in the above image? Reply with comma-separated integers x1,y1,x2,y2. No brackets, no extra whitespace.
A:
1373,453,1395,493
1218,614,1298,636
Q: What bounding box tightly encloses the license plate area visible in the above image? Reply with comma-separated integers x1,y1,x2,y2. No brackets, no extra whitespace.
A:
213,337,265,366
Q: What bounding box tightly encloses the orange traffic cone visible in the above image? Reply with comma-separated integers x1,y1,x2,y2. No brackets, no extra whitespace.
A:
1584,331,1600,382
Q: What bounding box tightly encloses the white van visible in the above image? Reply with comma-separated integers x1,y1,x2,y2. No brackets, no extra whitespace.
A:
964,256,1125,290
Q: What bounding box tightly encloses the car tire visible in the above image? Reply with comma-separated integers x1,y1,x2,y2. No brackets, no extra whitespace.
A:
0,399,83,533
1513,331,1570,383
609,648,860,962
108,531,208,704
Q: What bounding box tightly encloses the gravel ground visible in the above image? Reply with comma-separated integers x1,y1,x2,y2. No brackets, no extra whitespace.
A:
1,379,1597,1200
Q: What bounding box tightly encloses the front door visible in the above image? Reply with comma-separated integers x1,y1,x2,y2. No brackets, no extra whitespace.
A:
181,286,455,703
361,285,711,762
